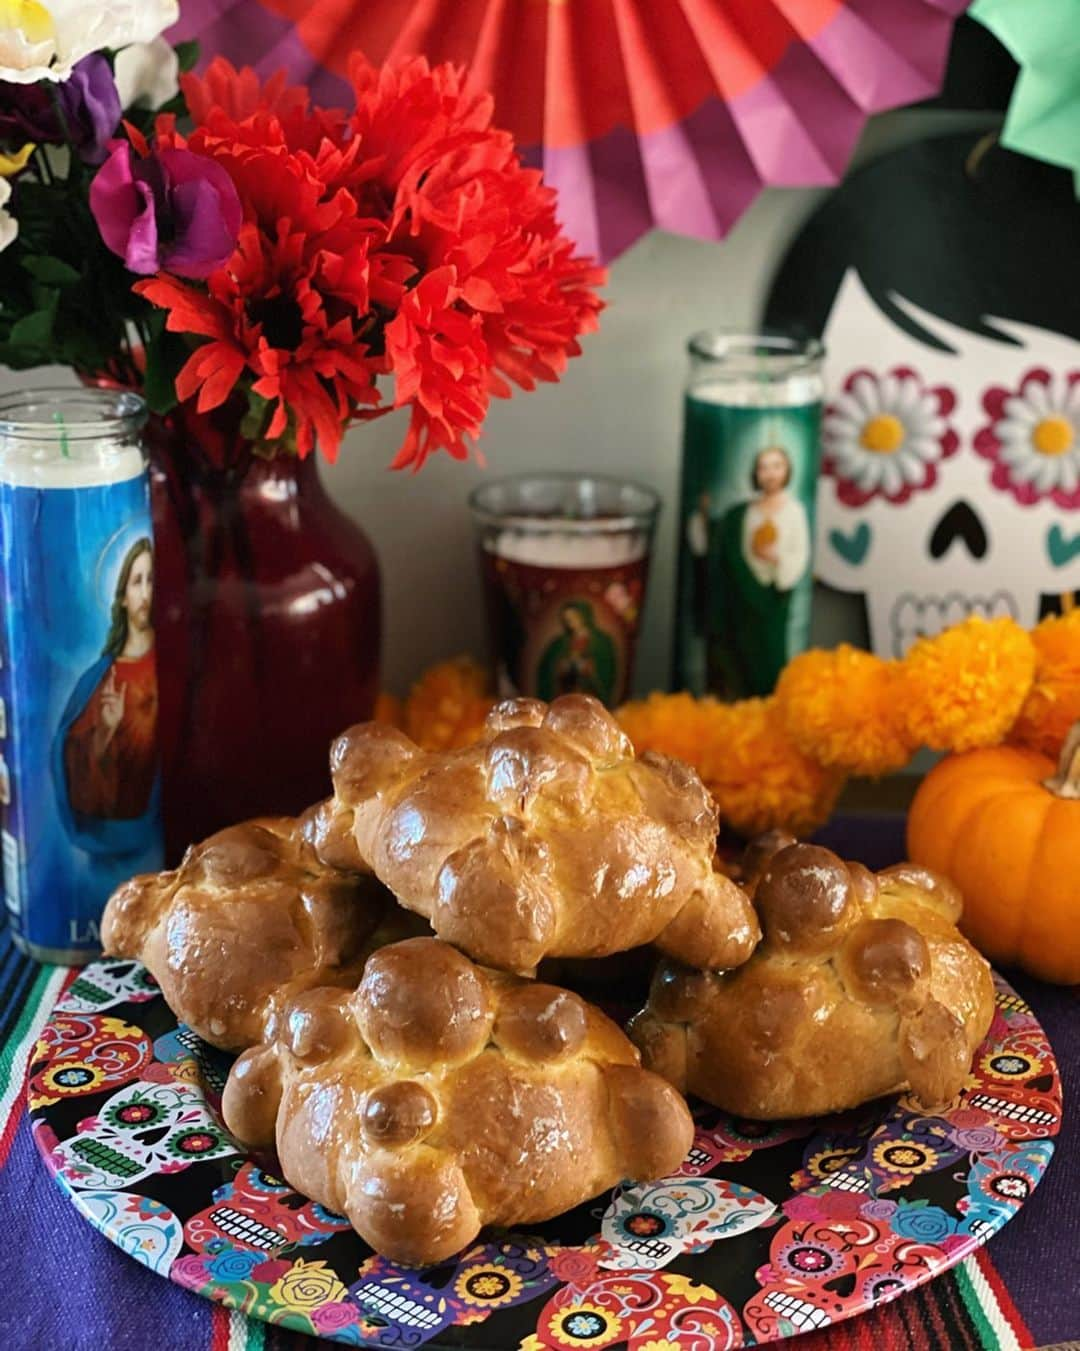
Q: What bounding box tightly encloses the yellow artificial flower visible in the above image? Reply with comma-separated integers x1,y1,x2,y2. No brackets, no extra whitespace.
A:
0,141,33,176
1008,607,1080,757
900,616,1036,751
774,644,915,776
0,0,53,44
0,1,177,83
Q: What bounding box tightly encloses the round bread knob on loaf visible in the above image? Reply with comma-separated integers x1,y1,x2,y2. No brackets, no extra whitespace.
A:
628,840,995,1119
223,936,694,1266
303,694,761,975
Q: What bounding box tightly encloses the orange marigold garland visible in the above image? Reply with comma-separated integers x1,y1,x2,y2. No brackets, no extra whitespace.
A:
900,616,1036,752
698,697,845,838
616,692,717,770
382,611,1075,836
774,645,915,776
1009,608,1080,757
620,694,843,836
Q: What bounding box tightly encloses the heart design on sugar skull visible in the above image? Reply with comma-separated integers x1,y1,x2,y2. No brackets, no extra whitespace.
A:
828,522,872,566
817,272,1080,657
599,1176,776,1271
1047,523,1080,567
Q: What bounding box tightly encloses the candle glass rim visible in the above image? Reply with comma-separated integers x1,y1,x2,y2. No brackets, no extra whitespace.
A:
469,472,660,535
0,387,147,443
686,329,824,376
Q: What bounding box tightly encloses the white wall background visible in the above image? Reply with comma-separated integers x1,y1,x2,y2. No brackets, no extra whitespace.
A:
6,108,990,696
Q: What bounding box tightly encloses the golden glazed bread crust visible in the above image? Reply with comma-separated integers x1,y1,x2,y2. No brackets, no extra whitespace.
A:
101,817,421,1052
304,694,760,974
222,936,694,1266
628,842,995,1118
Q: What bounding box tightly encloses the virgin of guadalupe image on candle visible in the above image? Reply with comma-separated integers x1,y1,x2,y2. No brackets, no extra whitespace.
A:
52,536,161,853
712,445,811,695
535,600,618,705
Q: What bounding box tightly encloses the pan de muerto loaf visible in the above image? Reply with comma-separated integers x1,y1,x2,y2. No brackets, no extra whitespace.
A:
102,817,422,1052
303,694,760,974
222,936,694,1265
629,842,994,1118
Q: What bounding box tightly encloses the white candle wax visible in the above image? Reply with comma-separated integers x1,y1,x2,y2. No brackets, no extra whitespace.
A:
486,525,648,569
0,438,145,488
690,372,822,408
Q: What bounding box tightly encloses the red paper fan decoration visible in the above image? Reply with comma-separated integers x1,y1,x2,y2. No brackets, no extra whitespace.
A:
172,0,970,259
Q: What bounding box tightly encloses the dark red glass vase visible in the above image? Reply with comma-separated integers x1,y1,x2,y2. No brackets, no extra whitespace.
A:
146,406,380,861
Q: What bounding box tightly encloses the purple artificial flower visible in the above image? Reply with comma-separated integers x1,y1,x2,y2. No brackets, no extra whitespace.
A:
0,55,121,165
90,140,242,279
58,54,123,165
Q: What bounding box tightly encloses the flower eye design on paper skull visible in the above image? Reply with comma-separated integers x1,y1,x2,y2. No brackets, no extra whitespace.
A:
974,369,1080,507
822,367,959,505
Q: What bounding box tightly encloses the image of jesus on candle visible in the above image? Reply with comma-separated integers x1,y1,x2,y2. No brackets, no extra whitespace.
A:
55,537,160,850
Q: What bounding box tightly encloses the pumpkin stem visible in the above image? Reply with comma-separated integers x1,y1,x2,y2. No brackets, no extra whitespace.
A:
1044,719,1080,799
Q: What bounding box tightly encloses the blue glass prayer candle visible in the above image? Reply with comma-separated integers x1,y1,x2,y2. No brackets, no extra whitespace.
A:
0,389,163,962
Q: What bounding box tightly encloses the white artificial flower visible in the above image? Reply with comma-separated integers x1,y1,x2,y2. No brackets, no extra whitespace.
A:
130,0,179,43
0,178,19,253
823,369,954,502
114,34,178,110
0,1,179,83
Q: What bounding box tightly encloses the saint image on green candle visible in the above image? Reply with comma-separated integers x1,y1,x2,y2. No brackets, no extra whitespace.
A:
536,600,617,705
712,445,811,695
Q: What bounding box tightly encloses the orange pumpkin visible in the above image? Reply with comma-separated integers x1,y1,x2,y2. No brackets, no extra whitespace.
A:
907,722,1080,984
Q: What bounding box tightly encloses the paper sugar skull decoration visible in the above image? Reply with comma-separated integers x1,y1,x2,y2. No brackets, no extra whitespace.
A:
766,135,1080,655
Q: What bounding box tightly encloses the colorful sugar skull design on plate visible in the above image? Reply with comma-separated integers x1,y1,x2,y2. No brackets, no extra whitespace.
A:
525,1264,744,1350
185,1162,353,1256
599,1177,775,1270
51,1078,238,1191
79,1191,184,1276
56,959,159,1015
348,1239,560,1347
29,1013,152,1109
680,1110,815,1175
29,965,1060,1347
153,1024,231,1100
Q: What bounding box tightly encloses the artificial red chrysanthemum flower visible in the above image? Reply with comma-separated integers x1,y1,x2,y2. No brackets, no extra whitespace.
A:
130,53,603,467
137,216,382,460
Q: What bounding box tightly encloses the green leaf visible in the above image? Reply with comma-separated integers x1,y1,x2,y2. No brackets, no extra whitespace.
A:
21,255,81,286
8,292,58,350
174,40,199,74
141,318,184,415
